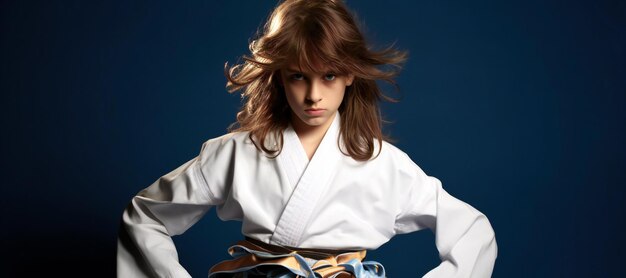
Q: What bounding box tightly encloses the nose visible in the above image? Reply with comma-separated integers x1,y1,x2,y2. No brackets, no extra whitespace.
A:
306,79,323,103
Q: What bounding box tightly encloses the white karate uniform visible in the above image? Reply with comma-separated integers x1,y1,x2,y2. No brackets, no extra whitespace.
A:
117,112,498,277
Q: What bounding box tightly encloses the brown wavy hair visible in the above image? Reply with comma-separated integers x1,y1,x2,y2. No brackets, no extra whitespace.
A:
225,0,406,161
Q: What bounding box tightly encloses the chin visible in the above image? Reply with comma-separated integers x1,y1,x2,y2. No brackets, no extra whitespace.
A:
300,116,327,127
303,119,325,126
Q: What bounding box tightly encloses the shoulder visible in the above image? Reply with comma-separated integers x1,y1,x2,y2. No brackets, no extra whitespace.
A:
372,140,412,165
378,140,409,159
372,140,429,179
197,131,257,159
202,131,253,147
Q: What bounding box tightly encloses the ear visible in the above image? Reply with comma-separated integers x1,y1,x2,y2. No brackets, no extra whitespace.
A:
346,74,355,86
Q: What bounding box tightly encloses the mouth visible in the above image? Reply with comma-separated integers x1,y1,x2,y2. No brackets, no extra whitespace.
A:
304,108,326,116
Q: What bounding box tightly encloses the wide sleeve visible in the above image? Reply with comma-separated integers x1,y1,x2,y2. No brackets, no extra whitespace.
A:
117,139,227,278
394,165,498,278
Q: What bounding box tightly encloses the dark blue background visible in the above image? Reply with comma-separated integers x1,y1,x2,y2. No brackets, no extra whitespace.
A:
2,0,625,277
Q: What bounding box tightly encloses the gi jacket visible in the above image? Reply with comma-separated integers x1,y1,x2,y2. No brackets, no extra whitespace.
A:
117,113,498,277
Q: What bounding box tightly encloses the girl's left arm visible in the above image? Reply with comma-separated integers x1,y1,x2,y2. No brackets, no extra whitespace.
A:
394,161,498,278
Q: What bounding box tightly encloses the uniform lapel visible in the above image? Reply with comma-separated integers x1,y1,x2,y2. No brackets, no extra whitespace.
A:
276,124,309,190
271,112,343,247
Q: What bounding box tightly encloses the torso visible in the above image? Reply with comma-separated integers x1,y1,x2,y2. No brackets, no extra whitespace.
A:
201,130,420,250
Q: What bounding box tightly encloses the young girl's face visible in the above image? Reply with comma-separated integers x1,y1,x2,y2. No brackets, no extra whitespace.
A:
280,64,354,130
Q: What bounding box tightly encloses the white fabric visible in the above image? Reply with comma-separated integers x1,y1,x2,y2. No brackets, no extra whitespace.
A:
117,112,498,277
271,115,343,247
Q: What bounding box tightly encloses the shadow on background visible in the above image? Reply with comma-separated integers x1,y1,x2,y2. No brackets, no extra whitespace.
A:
5,227,115,277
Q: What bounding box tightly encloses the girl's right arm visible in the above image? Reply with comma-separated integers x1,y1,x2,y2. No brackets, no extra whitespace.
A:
117,138,228,277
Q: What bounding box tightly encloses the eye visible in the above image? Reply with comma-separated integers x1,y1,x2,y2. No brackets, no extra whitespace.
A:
290,73,304,81
324,74,336,81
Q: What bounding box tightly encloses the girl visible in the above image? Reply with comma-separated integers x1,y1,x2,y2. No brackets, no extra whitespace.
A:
117,0,498,277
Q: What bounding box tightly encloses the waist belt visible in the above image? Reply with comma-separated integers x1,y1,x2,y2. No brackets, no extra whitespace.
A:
208,237,386,278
